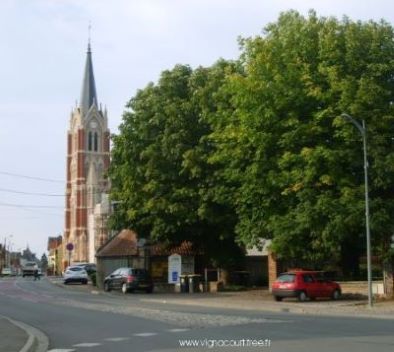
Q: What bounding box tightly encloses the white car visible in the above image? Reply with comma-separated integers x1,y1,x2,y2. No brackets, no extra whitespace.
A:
1,267,12,276
63,266,88,284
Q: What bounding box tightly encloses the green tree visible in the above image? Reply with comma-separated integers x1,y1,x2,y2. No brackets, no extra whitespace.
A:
40,253,48,271
109,62,243,268
212,10,394,278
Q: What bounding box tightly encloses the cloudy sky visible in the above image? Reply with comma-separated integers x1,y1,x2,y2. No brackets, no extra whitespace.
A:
1,0,393,257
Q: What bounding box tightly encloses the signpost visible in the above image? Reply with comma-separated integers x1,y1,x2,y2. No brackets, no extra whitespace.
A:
168,254,195,284
66,243,74,267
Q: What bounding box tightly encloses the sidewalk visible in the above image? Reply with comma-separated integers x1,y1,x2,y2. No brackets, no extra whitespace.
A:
140,289,394,320
0,315,48,352
46,276,394,319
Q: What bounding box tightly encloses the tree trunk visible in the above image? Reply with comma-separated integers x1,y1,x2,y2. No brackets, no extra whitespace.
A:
219,268,230,286
383,261,394,297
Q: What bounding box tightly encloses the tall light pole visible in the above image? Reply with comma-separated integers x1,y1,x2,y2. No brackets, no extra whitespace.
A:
341,113,373,308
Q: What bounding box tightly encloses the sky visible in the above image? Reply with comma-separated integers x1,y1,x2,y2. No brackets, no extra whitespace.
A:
1,0,394,257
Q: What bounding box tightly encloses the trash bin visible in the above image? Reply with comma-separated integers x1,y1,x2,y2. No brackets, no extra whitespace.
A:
179,275,189,293
188,275,201,293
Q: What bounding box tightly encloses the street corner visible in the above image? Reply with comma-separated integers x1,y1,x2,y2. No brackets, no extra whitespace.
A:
0,315,49,352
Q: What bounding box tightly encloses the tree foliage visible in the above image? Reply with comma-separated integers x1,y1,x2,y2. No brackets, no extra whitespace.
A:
109,62,243,267
110,10,394,271
213,10,394,266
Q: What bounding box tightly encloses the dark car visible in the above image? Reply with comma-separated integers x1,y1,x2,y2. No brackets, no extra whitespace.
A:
272,270,341,302
76,263,97,275
104,268,154,294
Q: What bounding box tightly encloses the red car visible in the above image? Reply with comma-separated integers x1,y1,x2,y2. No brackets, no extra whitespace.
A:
272,270,341,302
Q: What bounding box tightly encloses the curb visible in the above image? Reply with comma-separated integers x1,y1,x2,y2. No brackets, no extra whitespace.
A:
47,277,99,295
1,315,49,352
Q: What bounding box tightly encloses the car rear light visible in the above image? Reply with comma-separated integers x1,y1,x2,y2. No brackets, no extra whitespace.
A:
127,275,135,283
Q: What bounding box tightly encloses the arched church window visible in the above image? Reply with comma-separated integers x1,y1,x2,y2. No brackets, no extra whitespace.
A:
88,132,93,151
94,132,99,152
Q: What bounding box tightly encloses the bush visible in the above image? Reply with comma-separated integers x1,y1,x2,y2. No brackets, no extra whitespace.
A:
89,272,97,286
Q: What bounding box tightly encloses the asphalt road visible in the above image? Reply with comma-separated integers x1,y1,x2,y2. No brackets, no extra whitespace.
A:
0,277,394,352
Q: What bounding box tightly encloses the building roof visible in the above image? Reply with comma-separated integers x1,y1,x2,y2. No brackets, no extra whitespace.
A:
79,43,98,117
96,229,138,257
150,241,197,256
47,236,62,251
96,229,199,258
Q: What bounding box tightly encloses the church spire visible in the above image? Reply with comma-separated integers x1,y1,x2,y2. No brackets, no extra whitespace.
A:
79,41,98,117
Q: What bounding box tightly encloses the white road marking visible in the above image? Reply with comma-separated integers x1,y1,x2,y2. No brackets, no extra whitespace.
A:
73,342,102,347
104,337,130,342
133,332,158,337
47,349,76,352
167,328,190,332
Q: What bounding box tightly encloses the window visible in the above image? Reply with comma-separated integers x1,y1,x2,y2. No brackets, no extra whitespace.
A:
277,274,295,283
88,132,93,151
302,274,315,283
94,132,98,152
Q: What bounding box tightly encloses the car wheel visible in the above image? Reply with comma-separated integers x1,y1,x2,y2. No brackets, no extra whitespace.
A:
122,283,128,294
274,296,283,302
331,289,341,300
104,282,111,292
146,287,153,294
82,280,88,285
298,291,308,302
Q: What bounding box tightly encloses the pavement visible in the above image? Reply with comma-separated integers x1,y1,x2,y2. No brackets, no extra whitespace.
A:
2,277,392,352
0,315,48,352
140,289,394,320
48,276,394,320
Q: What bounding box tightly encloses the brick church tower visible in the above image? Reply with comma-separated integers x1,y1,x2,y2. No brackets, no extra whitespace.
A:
64,43,110,264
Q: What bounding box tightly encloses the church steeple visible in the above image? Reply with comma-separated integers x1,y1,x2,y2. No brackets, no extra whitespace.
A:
79,42,98,117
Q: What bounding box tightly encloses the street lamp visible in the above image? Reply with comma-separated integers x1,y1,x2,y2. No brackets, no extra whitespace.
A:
341,113,373,308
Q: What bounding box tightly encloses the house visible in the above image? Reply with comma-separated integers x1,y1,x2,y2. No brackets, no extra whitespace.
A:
95,229,201,289
47,236,63,275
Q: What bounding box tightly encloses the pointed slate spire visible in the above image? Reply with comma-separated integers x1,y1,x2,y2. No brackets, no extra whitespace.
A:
79,42,98,117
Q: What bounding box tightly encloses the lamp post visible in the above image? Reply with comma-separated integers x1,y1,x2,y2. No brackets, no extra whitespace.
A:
341,113,373,308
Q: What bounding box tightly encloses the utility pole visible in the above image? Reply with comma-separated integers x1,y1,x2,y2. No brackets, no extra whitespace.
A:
341,113,373,308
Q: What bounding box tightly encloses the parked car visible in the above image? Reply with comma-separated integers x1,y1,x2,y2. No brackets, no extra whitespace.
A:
272,270,341,302
104,268,154,294
75,263,96,275
1,267,12,276
63,266,88,284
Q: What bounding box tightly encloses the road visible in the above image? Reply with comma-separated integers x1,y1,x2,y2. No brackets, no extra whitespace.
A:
0,276,394,351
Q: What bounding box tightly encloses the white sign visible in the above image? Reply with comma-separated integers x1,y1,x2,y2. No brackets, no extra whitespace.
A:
168,254,182,284
168,254,195,283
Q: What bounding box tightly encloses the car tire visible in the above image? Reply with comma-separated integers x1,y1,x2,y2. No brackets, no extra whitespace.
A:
274,296,283,302
331,289,341,300
298,291,308,302
146,287,153,294
104,282,111,292
122,283,128,294
82,280,88,285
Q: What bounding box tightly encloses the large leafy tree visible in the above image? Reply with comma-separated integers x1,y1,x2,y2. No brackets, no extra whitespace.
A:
109,62,243,268
212,11,394,274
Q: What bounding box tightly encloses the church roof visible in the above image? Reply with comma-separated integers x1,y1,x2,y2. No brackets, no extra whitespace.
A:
79,43,98,117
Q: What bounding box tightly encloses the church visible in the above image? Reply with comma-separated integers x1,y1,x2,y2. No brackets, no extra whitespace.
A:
63,42,110,265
